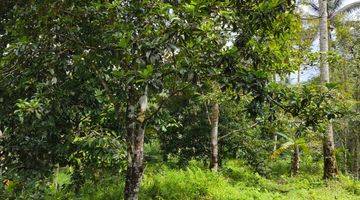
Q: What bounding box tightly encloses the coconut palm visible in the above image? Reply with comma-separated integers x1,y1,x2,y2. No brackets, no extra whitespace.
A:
298,0,360,179
302,0,360,40
289,1,360,84
307,0,360,20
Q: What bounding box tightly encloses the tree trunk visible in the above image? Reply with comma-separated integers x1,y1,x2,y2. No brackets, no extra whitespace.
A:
297,65,301,84
319,0,330,83
343,134,348,174
291,145,300,176
355,79,360,179
273,133,278,152
323,125,338,179
124,86,148,200
210,103,219,171
319,0,338,179
354,136,359,179
290,66,301,176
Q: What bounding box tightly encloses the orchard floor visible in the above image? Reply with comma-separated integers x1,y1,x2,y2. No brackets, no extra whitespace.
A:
2,160,360,200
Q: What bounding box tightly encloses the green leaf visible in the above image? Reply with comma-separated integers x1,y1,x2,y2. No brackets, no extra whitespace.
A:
139,65,154,79
119,37,129,48
325,82,338,89
276,132,293,142
271,141,295,159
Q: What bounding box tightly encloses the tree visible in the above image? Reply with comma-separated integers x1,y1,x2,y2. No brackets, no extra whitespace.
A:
301,0,360,48
331,18,360,179
297,0,360,179
0,1,311,199
318,0,339,179
0,1,187,199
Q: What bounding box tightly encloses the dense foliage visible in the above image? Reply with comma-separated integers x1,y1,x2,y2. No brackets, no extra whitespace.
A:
0,0,359,199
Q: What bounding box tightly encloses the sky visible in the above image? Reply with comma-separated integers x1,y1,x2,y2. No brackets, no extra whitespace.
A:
344,0,359,5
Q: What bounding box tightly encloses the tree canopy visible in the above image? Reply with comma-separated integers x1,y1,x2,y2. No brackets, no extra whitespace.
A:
0,0,359,199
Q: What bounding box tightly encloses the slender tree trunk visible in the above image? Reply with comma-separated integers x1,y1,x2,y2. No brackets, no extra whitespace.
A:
297,65,301,84
319,0,338,179
291,145,300,176
343,134,348,174
355,80,360,179
354,136,359,179
273,74,278,152
210,103,219,171
124,86,148,200
273,134,278,152
319,0,330,83
290,66,302,176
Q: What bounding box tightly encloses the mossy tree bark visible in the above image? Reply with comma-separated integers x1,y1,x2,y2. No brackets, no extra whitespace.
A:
291,145,300,176
124,86,148,200
210,103,219,171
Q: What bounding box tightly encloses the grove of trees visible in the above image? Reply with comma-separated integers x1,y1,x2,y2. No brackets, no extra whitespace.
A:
0,0,359,199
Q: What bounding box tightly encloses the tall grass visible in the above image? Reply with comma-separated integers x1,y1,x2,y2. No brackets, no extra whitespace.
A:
2,160,359,200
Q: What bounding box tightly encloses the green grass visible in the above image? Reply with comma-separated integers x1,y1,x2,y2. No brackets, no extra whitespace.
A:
1,160,359,200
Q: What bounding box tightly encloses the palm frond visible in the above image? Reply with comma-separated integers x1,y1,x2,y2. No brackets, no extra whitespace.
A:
333,0,343,10
308,0,320,13
328,0,344,14
276,132,294,142
271,135,310,160
271,141,295,160
330,1,360,19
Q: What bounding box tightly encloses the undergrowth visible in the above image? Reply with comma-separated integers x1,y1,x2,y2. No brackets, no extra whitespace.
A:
1,160,359,200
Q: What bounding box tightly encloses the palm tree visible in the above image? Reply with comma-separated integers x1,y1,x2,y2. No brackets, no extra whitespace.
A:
297,0,360,179
303,0,360,40
318,0,338,179
307,0,360,21
298,0,360,179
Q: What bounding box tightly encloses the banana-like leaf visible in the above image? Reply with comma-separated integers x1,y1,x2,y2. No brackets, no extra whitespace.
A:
271,141,295,160
276,132,294,142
